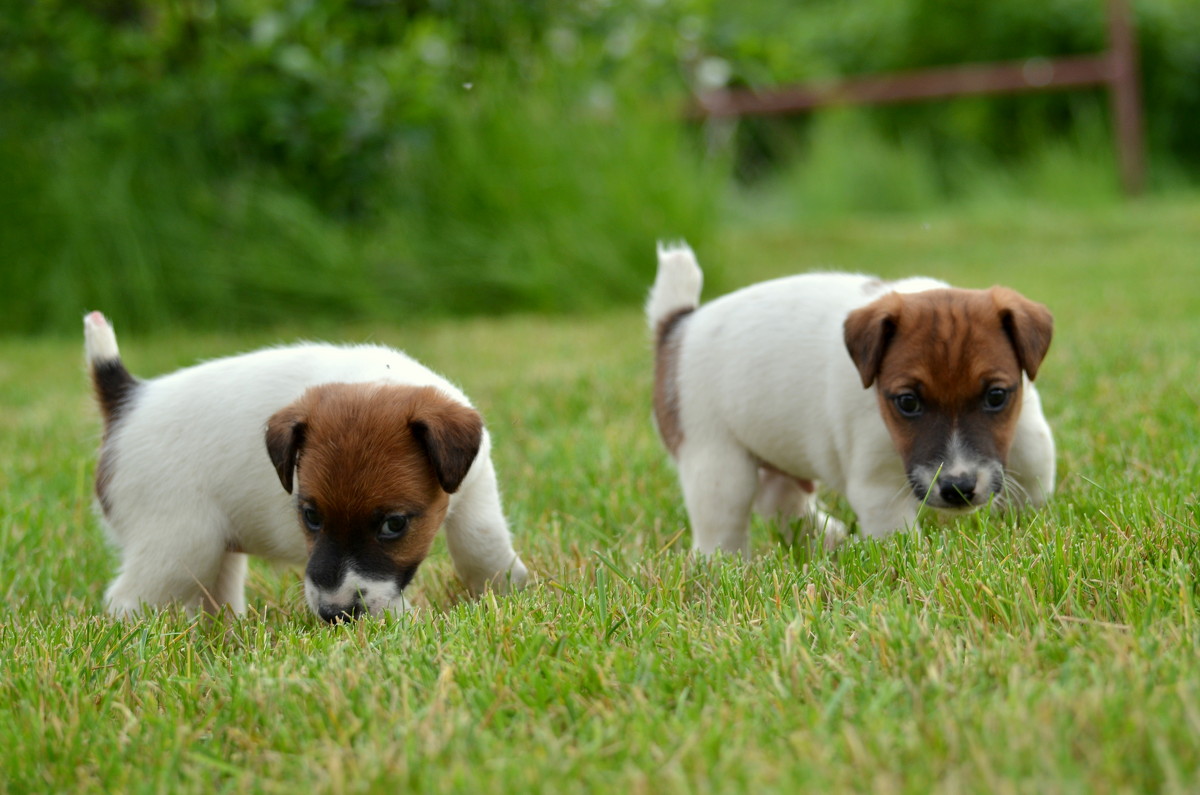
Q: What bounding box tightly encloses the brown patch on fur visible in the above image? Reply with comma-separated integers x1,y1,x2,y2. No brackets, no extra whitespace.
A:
992,286,1054,380
265,383,483,570
95,445,116,516
844,287,1053,468
653,308,692,456
760,461,815,493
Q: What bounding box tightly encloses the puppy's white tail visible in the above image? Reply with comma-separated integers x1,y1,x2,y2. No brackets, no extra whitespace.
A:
84,311,138,428
84,311,120,363
646,241,703,335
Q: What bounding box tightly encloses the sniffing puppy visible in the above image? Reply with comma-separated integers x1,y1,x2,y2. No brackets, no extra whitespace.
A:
647,243,1056,553
84,312,528,621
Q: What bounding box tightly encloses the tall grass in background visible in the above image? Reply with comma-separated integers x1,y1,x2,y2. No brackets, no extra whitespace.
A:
375,81,724,317
2,119,363,334
2,95,719,335
731,104,1129,225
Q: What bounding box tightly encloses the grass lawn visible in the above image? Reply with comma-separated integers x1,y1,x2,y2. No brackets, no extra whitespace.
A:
2,197,1199,793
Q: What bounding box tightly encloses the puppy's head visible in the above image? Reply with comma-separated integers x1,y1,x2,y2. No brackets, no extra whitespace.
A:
844,286,1052,512
265,383,483,622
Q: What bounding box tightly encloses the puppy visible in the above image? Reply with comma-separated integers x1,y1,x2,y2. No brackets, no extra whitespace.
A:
84,312,528,621
647,243,1056,553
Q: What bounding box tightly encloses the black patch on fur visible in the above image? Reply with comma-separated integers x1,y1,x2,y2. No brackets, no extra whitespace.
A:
306,536,346,590
305,532,422,595
91,360,138,429
350,536,422,594
91,358,138,515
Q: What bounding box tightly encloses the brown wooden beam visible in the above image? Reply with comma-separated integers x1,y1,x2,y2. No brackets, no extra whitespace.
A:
690,0,1147,195
1107,0,1146,194
693,54,1114,119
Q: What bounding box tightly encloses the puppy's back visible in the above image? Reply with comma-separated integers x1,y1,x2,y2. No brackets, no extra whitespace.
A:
98,343,473,525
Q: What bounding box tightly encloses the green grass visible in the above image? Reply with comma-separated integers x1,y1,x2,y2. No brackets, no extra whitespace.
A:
3,198,1200,792
0,87,719,336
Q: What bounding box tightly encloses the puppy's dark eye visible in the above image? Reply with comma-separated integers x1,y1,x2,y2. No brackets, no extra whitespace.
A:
379,514,410,542
301,506,323,533
893,393,923,418
983,387,1011,412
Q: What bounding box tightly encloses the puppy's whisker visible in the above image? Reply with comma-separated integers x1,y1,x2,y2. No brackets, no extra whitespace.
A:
998,472,1030,512
888,483,914,512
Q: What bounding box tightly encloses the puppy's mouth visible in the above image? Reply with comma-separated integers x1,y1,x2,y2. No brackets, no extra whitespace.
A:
304,569,413,623
909,467,1004,512
316,599,368,624
308,590,412,623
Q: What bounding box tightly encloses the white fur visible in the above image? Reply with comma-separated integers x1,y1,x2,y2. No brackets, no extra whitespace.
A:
648,246,1056,552
86,314,528,618
306,568,409,619
84,312,120,361
647,241,704,330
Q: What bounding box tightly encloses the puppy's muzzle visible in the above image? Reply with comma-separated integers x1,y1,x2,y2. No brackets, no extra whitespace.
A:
317,599,366,624
937,474,978,507
911,466,1003,511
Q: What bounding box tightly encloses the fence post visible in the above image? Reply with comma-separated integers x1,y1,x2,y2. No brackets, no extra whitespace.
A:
1108,0,1146,195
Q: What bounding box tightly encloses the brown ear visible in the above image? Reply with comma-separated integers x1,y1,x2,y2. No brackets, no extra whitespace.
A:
991,287,1054,380
843,293,902,389
409,392,484,494
265,402,307,494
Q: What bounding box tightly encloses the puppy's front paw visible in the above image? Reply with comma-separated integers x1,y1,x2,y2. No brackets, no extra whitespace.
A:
503,556,530,592
469,556,529,596
817,512,850,552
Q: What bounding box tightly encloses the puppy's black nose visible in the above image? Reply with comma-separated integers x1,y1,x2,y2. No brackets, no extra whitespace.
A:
938,475,977,506
318,601,366,623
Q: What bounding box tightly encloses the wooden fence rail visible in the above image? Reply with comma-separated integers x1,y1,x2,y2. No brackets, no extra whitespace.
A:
694,0,1145,194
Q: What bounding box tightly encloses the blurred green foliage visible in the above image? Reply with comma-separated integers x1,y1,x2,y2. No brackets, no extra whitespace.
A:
2,0,1197,333
710,0,1200,179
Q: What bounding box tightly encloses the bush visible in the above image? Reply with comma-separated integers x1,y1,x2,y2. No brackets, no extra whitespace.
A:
1,0,1197,333
0,1,719,333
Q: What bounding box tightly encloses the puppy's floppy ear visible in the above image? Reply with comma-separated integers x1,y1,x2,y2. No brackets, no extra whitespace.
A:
265,401,308,494
991,287,1053,380
843,293,903,389
409,390,484,494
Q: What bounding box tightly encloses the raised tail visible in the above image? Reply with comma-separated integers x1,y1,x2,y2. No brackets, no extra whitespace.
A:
646,241,703,339
84,311,138,428
647,242,702,456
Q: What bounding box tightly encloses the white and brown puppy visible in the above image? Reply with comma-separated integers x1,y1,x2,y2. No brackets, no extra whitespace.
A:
647,243,1056,553
84,312,528,621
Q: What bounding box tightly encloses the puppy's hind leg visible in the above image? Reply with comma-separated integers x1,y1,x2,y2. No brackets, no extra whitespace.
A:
105,546,227,618
752,468,813,539
103,511,231,618
753,469,848,551
678,443,759,557
844,480,918,540
442,456,529,597
203,552,248,615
